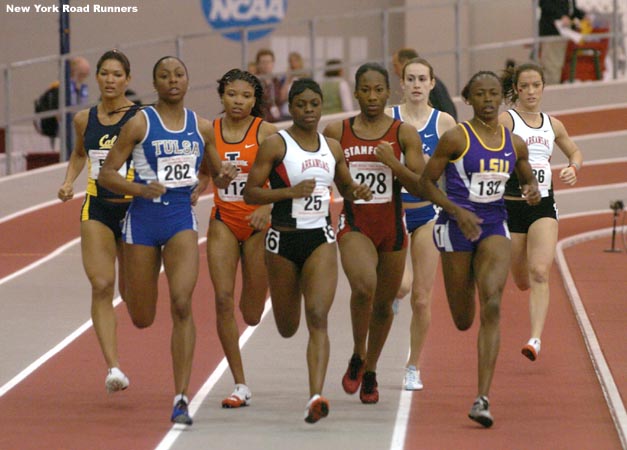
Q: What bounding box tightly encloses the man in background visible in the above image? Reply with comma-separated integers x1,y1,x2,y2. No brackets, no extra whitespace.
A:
539,0,587,84
255,48,285,122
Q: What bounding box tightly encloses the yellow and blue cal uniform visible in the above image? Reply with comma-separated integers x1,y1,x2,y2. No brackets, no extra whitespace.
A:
80,105,137,238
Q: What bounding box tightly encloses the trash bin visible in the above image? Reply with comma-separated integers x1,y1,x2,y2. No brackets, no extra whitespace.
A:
25,152,60,170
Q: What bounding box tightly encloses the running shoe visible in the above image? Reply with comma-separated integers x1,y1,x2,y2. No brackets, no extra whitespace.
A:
105,367,129,394
304,394,329,424
342,353,365,394
521,338,541,361
468,395,493,428
171,397,193,425
222,384,252,408
360,371,379,404
403,365,423,391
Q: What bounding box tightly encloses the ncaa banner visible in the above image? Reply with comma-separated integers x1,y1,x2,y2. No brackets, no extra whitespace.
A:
201,0,288,41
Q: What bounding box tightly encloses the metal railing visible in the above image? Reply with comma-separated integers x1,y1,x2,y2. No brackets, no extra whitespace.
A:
1,0,625,175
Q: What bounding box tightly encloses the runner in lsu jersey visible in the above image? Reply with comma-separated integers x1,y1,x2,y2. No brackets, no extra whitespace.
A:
433,121,517,252
416,70,540,428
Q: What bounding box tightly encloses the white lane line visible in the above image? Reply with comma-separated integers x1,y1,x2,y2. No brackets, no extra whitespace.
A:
552,156,627,170
0,298,118,398
555,182,627,195
0,163,66,184
551,101,627,116
555,227,627,449
0,190,214,223
0,237,80,287
154,298,273,449
0,192,85,225
0,233,207,396
389,211,626,450
390,388,413,449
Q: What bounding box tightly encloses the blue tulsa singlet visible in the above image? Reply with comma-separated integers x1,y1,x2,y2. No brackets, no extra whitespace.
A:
123,106,204,246
132,106,204,205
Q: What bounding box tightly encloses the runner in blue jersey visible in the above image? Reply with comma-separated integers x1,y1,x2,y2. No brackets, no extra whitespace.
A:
99,56,236,426
385,57,457,391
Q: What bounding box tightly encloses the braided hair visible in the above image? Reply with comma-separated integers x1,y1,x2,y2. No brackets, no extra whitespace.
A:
217,68,264,118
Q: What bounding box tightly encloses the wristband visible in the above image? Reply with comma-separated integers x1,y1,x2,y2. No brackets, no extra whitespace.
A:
568,162,580,173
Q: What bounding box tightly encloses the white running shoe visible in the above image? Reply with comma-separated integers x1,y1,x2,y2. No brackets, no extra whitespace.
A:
521,338,541,361
222,384,252,408
468,395,493,428
105,367,129,393
403,365,423,391
304,394,329,424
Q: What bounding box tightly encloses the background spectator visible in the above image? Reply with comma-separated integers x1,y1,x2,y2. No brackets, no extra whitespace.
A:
279,51,310,118
538,0,587,85
320,58,353,115
255,48,285,122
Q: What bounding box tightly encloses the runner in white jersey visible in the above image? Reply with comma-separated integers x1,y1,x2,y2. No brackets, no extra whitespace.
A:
244,78,372,424
268,128,337,230
499,62,583,362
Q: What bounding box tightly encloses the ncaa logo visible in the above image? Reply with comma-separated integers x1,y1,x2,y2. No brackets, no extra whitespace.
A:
201,0,288,41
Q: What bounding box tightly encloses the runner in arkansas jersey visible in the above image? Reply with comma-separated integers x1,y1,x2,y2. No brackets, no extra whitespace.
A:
269,129,336,229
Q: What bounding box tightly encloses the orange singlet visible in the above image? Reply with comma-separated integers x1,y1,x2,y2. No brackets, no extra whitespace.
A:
210,116,265,242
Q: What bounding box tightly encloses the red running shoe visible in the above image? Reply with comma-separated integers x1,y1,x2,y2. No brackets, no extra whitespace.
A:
360,371,379,404
342,354,365,394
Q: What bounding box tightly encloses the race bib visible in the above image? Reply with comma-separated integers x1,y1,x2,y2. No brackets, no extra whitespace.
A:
219,172,247,202
292,185,330,218
89,149,127,179
349,161,393,204
468,172,509,203
531,160,552,192
157,155,197,188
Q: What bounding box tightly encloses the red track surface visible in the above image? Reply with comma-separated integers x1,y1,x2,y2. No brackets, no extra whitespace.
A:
0,106,625,449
